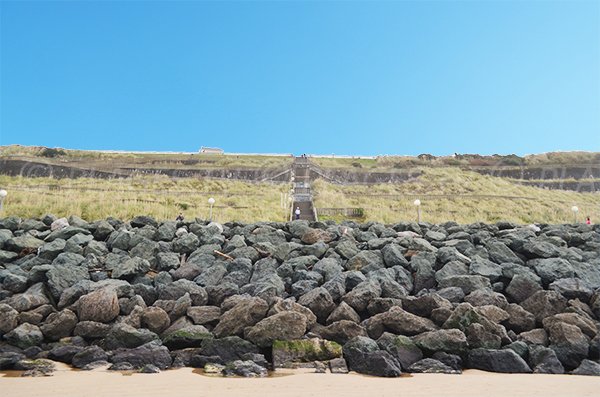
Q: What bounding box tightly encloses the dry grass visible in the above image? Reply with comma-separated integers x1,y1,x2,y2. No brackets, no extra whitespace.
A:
0,145,293,169
0,175,291,223
312,168,600,224
311,151,600,170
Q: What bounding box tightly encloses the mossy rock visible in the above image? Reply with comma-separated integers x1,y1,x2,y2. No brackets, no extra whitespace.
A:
443,307,481,331
162,326,213,349
272,338,342,367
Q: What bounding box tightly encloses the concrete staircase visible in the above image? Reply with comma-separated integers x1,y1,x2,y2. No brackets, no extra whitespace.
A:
291,156,317,221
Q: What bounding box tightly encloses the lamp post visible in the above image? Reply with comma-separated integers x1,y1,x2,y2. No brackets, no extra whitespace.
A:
414,199,421,223
571,206,579,224
208,197,215,221
0,190,6,212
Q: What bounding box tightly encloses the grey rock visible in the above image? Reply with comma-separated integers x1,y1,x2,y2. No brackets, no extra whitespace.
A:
40,309,78,341
546,321,590,370
4,323,44,349
110,342,172,370
528,345,564,374
572,360,600,376
438,275,492,295
298,287,335,322
377,332,423,370
408,358,460,374
520,291,568,326
468,348,532,373
72,346,109,369
505,273,542,303
342,336,402,377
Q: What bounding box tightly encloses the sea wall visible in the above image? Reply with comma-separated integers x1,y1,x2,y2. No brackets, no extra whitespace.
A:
0,216,599,377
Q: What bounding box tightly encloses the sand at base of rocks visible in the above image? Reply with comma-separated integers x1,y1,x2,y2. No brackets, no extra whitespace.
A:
1,363,599,397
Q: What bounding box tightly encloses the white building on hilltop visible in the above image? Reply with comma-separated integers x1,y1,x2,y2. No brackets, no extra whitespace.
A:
199,147,224,154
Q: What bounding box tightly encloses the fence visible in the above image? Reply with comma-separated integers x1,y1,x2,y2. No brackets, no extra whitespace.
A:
316,207,365,218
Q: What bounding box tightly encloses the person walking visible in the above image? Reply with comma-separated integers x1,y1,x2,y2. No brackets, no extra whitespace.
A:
586,216,591,225
295,207,301,220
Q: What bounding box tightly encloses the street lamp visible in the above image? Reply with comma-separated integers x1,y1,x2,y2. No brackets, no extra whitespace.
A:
414,199,421,223
208,197,215,221
0,190,7,212
571,205,579,223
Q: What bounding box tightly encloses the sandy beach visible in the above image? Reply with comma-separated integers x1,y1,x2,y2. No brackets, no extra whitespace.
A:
1,363,599,397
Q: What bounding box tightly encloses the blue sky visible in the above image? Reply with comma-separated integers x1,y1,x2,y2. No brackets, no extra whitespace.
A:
1,1,599,156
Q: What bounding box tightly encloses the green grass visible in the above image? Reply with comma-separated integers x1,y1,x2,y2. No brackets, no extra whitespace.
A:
312,168,600,224
0,175,291,223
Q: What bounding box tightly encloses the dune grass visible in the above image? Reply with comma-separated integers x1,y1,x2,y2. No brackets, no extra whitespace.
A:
0,175,291,223
312,168,600,224
311,151,600,170
0,145,293,169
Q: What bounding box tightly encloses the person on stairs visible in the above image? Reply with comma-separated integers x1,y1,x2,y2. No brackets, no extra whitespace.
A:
295,207,301,220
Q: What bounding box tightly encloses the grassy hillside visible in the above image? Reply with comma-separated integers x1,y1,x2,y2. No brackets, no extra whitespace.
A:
0,175,290,222
311,151,600,170
312,168,600,224
0,145,293,169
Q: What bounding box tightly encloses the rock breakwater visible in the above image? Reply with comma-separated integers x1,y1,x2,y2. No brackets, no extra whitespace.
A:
0,215,599,377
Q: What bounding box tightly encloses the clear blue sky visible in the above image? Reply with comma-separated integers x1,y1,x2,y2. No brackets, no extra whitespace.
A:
1,1,599,156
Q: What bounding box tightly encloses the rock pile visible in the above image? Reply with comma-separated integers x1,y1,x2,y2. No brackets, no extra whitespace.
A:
1,215,599,377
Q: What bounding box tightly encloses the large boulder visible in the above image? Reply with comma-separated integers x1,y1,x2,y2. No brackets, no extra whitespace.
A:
162,325,213,349
213,297,269,338
528,345,565,374
301,229,335,245
377,333,423,370
505,273,542,303
546,321,590,370
46,264,90,300
520,291,568,326
142,307,171,334
272,338,342,367
157,279,208,306
72,346,108,369
245,311,308,348
438,275,491,295
111,257,150,280
40,309,78,341
0,303,19,335
5,283,50,312
549,278,594,302
318,320,367,344
298,287,335,322
572,360,600,376
407,358,460,374
4,323,44,349
268,299,317,328
380,306,438,336
412,329,468,355
346,250,384,273
342,336,402,377
531,258,574,286
78,288,120,323
109,342,172,370
486,241,524,265
105,323,160,350
468,348,532,373
198,336,259,364
5,234,44,252
342,280,382,313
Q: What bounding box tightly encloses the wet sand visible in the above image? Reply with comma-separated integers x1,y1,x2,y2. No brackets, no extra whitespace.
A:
1,363,599,397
